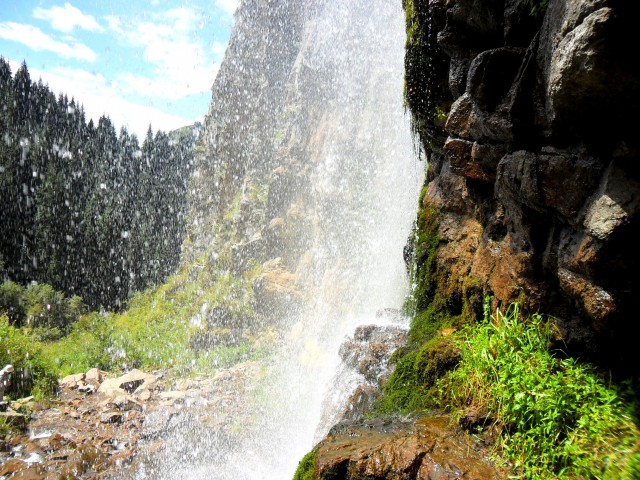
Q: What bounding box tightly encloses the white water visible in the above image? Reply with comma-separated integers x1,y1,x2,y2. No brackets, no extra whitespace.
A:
134,0,422,478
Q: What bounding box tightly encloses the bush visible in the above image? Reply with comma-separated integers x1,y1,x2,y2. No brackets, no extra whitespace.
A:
0,314,57,399
0,280,85,339
438,304,640,479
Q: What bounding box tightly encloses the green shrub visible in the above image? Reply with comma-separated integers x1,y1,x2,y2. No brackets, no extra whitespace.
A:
0,280,85,339
438,304,640,479
292,451,317,480
0,314,57,399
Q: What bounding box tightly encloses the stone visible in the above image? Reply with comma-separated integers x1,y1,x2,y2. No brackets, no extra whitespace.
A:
316,416,505,479
341,384,379,421
535,0,639,142
85,368,104,384
0,458,28,476
108,394,143,412
558,268,616,326
78,384,96,394
1,364,14,399
467,47,525,111
497,150,604,218
583,162,640,241
97,369,156,400
59,373,85,388
100,411,124,424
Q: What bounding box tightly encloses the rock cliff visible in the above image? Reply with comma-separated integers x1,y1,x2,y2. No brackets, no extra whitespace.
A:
185,0,417,323
404,0,640,375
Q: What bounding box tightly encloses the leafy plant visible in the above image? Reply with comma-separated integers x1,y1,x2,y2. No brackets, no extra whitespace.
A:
0,314,57,399
438,304,640,479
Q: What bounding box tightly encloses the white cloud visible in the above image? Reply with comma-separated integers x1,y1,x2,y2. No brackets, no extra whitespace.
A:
7,59,192,137
215,0,240,15
106,7,223,100
33,2,104,33
0,22,96,62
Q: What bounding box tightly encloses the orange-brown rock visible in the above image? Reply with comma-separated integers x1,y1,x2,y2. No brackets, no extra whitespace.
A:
315,416,506,479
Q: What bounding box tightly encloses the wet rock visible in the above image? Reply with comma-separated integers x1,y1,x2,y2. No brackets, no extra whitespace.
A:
467,47,525,111
85,368,104,384
316,416,505,479
339,325,407,384
100,412,125,424
341,384,379,422
97,369,156,400
583,162,640,241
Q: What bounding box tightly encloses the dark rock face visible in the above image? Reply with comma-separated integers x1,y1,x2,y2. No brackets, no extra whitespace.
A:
406,0,640,375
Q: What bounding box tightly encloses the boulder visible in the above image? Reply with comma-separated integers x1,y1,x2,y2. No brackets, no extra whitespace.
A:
316,416,505,479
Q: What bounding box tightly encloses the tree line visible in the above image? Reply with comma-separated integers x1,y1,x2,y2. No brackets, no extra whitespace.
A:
0,59,195,310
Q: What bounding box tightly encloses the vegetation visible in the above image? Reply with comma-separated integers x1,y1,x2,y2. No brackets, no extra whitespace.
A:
524,0,548,16
0,58,195,311
437,303,640,479
0,280,85,340
1,254,270,397
402,0,450,148
375,297,640,479
0,314,57,399
292,451,317,480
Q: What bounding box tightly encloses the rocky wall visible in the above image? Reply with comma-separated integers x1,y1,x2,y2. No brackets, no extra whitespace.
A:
405,0,640,375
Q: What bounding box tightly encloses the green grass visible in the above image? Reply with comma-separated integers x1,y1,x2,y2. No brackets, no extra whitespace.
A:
437,304,640,479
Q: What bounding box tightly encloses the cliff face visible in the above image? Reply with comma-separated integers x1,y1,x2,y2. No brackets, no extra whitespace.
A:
186,0,416,322
405,0,640,374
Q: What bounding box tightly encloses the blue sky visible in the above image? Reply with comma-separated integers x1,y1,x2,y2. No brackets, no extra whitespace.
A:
0,0,237,137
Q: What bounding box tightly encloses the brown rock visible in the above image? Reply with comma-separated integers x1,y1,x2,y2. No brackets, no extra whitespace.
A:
59,373,85,389
316,416,505,480
0,458,28,476
85,368,104,384
100,411,124,424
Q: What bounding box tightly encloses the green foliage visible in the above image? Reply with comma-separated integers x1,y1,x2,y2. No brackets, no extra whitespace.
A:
0,58,195,311
292,451,317,480
0,315,57,399
437,304,640,479
0,281,85,340
523,0,548,16
40,266,265,376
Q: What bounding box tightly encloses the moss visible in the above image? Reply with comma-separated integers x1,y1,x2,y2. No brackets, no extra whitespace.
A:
292,451,317,480
377,174,485,415
402,0,451,149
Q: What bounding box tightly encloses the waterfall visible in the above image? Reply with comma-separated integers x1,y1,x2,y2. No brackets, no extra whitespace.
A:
132,0,421,478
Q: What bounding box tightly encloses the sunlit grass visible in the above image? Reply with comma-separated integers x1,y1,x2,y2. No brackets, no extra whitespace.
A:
438,303,640,479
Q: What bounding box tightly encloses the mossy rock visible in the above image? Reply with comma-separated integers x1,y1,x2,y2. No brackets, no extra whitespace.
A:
292,451,317,480
415,336,461,387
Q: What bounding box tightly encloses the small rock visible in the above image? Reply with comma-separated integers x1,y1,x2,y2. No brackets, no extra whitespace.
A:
100,412,124,424
78,383,96,394
108,394,143,412
59,373,85,388
85,368,103,384
158,391,187,402
0,458,28,476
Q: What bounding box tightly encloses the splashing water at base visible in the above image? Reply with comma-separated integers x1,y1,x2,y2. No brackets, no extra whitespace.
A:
132,0,422,478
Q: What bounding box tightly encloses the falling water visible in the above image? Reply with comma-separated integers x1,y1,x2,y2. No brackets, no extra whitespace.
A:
133,0,421,478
